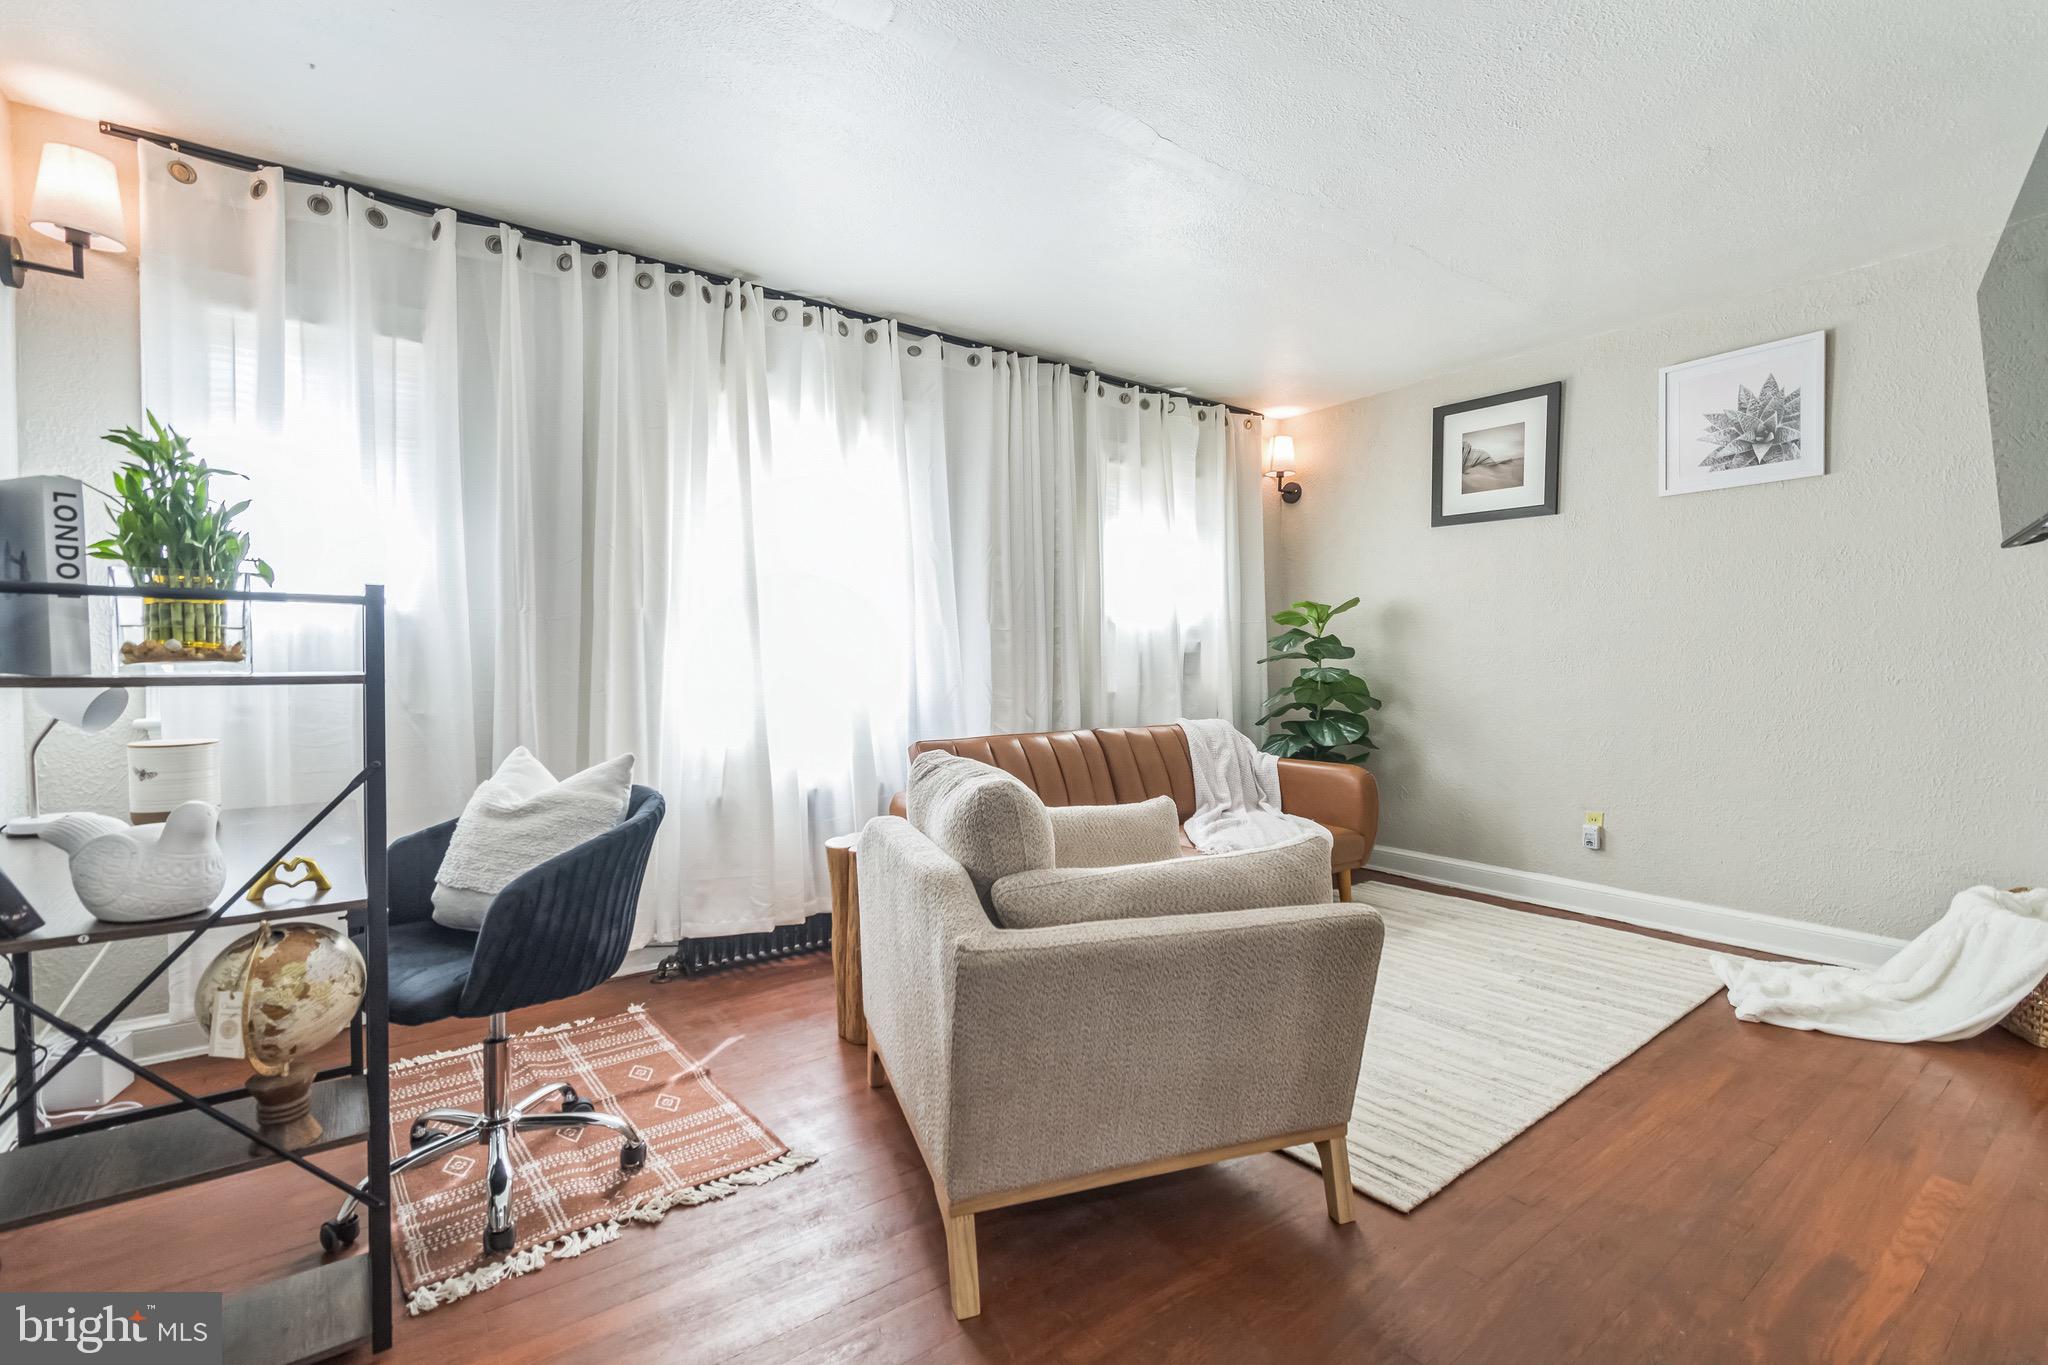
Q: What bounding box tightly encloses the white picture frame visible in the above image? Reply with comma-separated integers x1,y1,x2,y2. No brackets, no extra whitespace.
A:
1658,331,1826,497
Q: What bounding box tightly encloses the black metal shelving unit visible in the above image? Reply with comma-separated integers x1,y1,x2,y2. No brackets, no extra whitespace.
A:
0,579,392,1362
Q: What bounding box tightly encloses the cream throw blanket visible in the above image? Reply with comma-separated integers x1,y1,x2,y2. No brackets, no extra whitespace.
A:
1177,717,1323,853
1712,885,2048,1042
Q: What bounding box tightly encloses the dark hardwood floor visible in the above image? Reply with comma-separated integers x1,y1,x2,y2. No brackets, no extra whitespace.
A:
6,874,2047,1364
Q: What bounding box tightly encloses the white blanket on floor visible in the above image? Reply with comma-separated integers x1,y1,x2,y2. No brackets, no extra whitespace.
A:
1177,717,1324,853
1712,885,2048,1043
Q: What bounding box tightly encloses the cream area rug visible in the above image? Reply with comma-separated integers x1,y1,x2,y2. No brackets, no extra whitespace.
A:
1291,883,1723,1212
387,1006,812,1314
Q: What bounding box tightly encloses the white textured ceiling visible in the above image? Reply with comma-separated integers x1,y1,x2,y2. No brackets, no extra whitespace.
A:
3,0,2046,412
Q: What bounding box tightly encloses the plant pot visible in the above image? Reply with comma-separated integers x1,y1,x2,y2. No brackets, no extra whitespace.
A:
121,573,247,665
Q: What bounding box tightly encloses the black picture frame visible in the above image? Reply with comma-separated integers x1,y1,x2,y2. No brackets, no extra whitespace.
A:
1431,380,1563,526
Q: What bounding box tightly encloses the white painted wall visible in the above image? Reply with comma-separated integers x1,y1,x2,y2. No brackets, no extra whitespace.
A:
1,96,24,825
1275,233,2048,942
4,102,164,1027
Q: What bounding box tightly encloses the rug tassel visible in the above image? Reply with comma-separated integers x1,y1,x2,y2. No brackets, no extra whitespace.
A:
404,1150,815,1315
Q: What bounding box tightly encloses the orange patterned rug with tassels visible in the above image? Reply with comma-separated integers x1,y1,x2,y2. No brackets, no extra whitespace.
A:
383,1006,812,1314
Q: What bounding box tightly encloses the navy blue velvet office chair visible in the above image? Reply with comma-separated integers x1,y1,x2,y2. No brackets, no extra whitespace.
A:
321,785,667,1255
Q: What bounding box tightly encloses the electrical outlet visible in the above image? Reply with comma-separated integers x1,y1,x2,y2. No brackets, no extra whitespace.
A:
1582,812,1604,851
1583,811,1604,827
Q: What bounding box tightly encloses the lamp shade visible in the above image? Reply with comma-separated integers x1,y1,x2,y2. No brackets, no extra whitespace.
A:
1265,434,1296,476
30,143,126,252
36,686,127,734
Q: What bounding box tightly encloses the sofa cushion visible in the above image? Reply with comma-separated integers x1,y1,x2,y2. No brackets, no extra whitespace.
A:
990,829,1333,930
1175,820,1365,871
1047,796,1181,868
906,751,1055,909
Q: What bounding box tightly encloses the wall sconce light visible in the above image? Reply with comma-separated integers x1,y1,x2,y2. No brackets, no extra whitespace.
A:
1265,435,1302,504
1,143,127,290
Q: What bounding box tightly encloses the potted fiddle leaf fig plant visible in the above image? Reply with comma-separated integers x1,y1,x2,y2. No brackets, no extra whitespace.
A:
88,413,274,664
1257,596,1382,765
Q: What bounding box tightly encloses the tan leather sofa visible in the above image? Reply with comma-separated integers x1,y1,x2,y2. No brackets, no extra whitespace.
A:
889,723,1380,899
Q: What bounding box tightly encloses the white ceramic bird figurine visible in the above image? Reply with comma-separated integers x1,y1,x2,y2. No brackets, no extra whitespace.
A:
37,801,227,922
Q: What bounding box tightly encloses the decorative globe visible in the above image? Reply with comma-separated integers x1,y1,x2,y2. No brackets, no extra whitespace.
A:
195,922,366,1077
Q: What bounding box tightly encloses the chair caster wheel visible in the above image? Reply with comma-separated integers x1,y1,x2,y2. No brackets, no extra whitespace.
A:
563,1093,594,1115
621,1140,647,1173
485,1223,516,1254
320,1214,359,1253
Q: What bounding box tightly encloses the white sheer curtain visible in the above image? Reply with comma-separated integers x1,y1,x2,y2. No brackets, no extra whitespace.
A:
135,142,1266,951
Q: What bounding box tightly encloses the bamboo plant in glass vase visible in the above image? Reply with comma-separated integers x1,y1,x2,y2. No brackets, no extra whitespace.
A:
88,414,274,665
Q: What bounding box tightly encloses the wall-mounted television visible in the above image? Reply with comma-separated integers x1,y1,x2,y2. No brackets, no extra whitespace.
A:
1980,128,2048,548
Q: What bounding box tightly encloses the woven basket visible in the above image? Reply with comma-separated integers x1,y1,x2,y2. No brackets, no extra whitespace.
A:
2000,887,2048,1048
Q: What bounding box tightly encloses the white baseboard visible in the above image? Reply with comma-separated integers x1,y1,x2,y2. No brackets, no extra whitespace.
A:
1368,845,1905,968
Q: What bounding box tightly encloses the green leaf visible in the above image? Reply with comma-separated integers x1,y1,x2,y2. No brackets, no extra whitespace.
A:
1303,636,1356,661
1270,608,1309,628
1330,596,1360,617
1256,651,1310,665
253,558,275,585
1260,734,1314,758
1305,713,1369,746
1266,627,1312,652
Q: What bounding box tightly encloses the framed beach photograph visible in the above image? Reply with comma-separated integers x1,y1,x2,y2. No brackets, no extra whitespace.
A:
1658,331,1826,496
1431,381,1563,526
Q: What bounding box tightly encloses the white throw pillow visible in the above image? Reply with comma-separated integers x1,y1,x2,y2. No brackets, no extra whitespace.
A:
431,747,634,931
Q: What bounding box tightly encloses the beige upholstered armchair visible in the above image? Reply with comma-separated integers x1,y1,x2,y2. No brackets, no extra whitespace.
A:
860,752,1384,1319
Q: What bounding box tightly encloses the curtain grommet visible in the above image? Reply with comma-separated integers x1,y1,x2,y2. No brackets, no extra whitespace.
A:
700,283,712,303
772,304,788,322
1120,391,1132,405
969,353,982,367
308,192,333,216
556,252,574,272
430,220,441,240
907,343,922,357
592,260,609,279
802,312,813,327
669,279,685,297
1096,384,1105,397
365,206,389,229
1198,410,1208,421
249,180,268,200
724,290,734,308
636,271,654,289
864,327,878,344
1244,418,1253,429
1166,400,1176,412
837,320,849,337
1140,397,1151,410
168,160,197,185
486,233,504,255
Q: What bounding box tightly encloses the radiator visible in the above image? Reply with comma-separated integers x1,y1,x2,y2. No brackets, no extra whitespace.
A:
650,913,833,982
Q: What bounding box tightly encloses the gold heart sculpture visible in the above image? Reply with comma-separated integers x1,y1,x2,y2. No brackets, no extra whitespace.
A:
246,856,333,904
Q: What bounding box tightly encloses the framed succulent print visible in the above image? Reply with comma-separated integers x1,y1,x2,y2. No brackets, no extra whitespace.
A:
1658,331,1826,496
1431,381,1563,526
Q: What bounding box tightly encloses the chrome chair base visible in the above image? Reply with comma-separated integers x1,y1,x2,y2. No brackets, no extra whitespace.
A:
321,1012,646,1255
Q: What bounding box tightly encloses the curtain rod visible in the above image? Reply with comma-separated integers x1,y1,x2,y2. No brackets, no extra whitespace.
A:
98,121,1262,418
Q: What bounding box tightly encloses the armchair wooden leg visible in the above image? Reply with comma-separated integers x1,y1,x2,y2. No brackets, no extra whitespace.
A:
1334,868,1353,902
866,1036,887,1089
1315,1133,1355,1225
943,1211,981,1319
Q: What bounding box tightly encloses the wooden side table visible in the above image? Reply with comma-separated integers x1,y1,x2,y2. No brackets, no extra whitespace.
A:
825,834,864,1045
